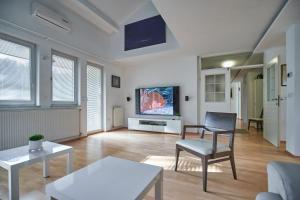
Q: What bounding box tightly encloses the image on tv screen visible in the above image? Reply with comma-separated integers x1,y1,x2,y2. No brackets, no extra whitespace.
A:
140,87,174,115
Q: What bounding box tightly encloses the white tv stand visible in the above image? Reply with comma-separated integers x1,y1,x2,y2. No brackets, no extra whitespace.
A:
128,117,182,134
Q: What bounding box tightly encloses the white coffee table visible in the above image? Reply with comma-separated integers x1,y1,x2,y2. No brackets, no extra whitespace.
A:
46,156,163,200
0,141,73,200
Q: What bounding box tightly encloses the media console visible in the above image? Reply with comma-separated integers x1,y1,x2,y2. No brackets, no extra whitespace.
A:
128,118,182,134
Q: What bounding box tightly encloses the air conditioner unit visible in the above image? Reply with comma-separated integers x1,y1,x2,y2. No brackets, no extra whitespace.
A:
32,2,71,32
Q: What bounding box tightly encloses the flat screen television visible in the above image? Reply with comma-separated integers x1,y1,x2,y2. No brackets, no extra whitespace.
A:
135,86,180,116
125,15,166,51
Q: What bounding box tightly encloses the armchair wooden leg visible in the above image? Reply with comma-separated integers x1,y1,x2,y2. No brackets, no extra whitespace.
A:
201,157,208,192
248,121,251,130
200,130,205,139
230,153,237,180
175,147,180,171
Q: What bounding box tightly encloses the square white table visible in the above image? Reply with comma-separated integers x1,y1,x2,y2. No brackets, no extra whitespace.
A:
0,141,73,200
46,156,163,200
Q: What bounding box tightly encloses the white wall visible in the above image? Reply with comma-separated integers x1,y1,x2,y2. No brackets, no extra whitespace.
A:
0,0,124,137
0,0,111,60
264,46,287,141
123,56,198,126
110,1,179,60
104,64,125,131
286,23,300,156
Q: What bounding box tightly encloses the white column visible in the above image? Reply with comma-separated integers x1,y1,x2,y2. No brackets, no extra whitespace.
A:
286,22,300,156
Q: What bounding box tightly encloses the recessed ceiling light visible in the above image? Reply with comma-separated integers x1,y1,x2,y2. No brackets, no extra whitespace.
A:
222,60,235,68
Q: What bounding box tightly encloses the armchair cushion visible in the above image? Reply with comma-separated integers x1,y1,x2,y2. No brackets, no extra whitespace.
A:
256,192,282,200
176,139,230,155
267,161,300,200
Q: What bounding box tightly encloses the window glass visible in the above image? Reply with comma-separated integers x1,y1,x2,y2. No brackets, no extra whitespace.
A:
52,51,77,103
0,37,34,103
205,74,225,102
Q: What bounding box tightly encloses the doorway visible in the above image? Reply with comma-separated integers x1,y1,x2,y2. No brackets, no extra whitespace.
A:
230,67,264,130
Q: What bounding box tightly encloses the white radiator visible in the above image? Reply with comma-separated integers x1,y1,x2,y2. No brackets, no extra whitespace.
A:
0,108,80,150
113,107,124,128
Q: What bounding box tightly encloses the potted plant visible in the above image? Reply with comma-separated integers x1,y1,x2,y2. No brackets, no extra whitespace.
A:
29,134,44,152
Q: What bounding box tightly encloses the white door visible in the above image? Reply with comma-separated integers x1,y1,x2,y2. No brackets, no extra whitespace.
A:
200,68,231,122
87,63,103,133
263,57,280,147
230,82,242,119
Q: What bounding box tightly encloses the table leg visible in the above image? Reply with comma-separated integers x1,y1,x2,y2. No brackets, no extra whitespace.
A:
43,159,49,178
66,150,73,174
155,171,163,200
8,167,19,200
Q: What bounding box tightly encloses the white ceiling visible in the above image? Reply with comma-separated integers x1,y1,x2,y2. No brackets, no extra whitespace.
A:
56,0,149,34
55,0,294,65
86,0,149,25
254,0,300,52
152,0,286,56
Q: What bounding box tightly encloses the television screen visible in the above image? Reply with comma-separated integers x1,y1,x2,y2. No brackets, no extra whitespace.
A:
125,15,166,51
135,86,180,116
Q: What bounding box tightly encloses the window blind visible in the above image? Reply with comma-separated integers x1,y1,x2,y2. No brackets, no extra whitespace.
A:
0,38,32,101
52,53,76,102
87,64,102,132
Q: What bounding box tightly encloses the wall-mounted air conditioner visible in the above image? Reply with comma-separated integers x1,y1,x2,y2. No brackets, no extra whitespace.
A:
32,2,71,33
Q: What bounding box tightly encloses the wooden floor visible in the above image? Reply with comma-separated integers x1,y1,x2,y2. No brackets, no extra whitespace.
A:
0,123,299,200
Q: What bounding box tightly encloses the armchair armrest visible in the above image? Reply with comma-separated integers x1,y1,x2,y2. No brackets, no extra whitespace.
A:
182,125,205,139
182,125,233,139
204,127,234,134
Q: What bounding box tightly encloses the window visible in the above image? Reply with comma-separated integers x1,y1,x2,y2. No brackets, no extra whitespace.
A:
205,74,225,102
267,64,276,101
51,50,77,104
0,34,36,105
87,63,103,132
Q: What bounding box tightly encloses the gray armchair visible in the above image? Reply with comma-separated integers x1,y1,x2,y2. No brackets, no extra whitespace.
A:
175,112,237,192
256,161,300,200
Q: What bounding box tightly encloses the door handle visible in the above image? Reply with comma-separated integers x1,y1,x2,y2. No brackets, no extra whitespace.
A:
272,95,281,106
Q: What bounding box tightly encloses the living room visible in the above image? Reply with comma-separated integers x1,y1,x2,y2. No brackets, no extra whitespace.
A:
0,0,300,200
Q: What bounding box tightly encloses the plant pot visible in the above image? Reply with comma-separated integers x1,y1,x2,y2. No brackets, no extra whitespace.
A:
29,140,43,152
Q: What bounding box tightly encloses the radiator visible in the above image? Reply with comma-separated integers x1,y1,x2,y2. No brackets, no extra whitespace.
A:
0,108,80,150
113,107,124,128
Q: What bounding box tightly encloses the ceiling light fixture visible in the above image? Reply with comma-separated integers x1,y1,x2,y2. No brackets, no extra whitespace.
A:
222,60,235,68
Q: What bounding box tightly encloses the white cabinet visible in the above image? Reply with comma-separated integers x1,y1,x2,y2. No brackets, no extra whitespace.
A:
128,118,182,134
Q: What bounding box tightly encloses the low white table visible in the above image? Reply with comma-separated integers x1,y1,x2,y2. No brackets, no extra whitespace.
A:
0,141,73,200
46,156,163,200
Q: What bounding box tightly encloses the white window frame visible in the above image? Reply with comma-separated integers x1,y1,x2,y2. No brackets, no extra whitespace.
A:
86,61,104,134
51,50,78,106
205,73,226,103
0,33,36,107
